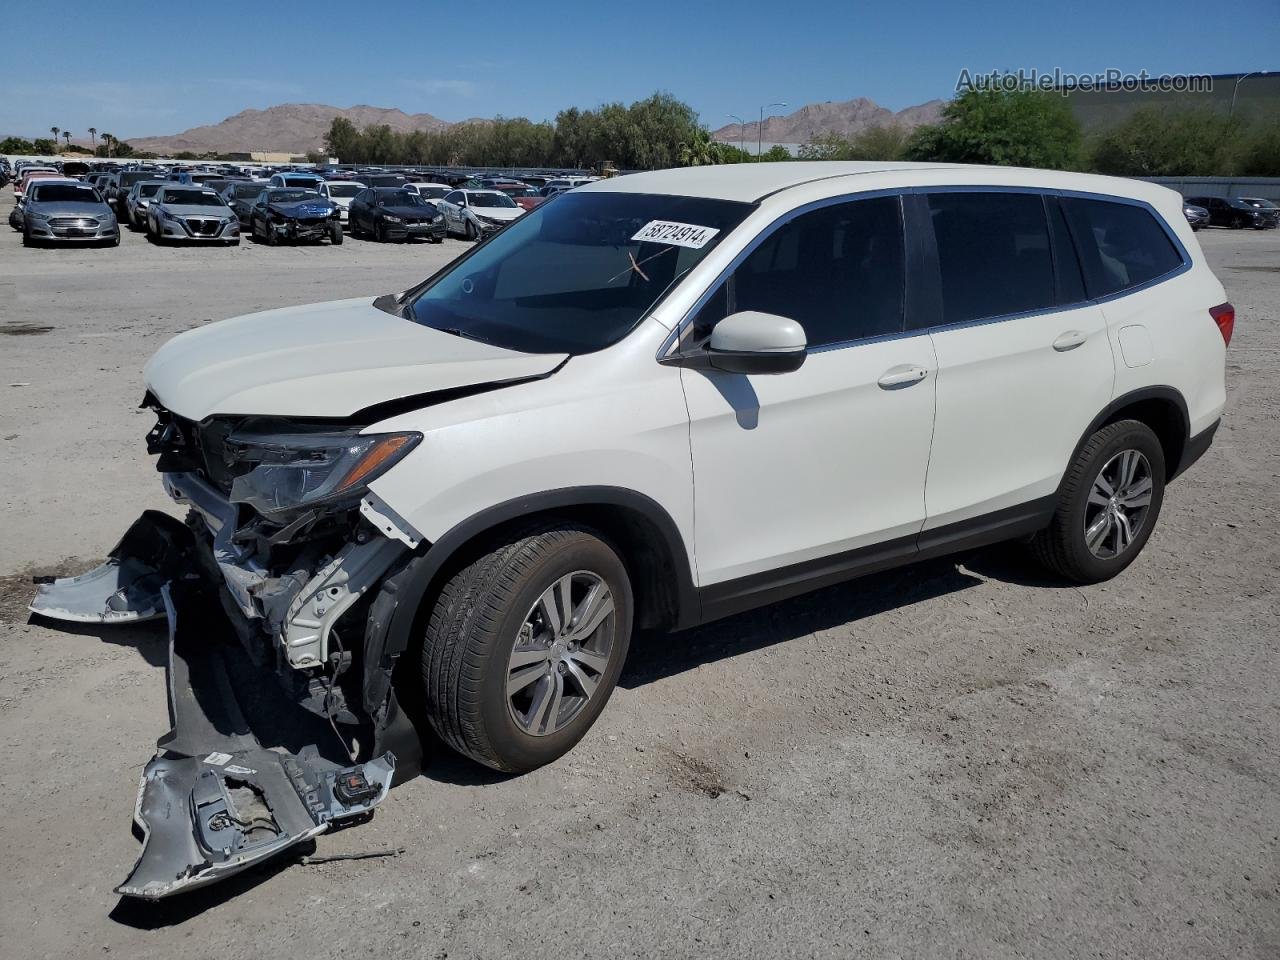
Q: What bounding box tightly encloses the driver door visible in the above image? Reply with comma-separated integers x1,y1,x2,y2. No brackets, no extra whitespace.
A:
680,195,937,597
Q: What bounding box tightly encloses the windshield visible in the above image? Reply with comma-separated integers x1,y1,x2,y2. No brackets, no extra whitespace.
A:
268,189,316,203
163,190,223,207
284,176,319,187
326,183,361,197
139,183,163,197
233,184,264,198
378,191,429,207
33,184,99,203
406,191,752,354
415,186,450,199
1244,198,1277,208
500,186,539,197
469,192,518,209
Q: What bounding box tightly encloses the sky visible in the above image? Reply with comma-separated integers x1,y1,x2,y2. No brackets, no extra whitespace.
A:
1,0,1276,140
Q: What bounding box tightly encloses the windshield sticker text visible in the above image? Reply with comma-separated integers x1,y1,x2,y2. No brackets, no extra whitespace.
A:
631,220,720,249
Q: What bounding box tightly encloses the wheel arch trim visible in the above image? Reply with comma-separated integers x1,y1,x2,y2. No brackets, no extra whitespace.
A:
1061,385,1191,494
366,485,700,712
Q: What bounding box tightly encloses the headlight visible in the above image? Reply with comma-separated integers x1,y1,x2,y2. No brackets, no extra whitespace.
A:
225,429,421,519
27,211,49,222
432,215,442,223
382,214,402,223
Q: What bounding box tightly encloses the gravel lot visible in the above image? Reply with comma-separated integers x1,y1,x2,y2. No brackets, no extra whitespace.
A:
1,189,1277,960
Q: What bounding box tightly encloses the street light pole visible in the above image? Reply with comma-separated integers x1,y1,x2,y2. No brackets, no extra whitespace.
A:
758,101,787,157
727,114,745,154
1229,72,1259,117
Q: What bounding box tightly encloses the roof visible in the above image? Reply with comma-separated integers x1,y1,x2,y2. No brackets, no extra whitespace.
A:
577,162,964,202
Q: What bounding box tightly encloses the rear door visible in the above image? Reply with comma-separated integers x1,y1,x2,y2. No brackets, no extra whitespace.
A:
681,194,938,592
918,190,1114,530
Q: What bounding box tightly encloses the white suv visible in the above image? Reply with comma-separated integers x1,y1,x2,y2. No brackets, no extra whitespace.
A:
34,162,1230,896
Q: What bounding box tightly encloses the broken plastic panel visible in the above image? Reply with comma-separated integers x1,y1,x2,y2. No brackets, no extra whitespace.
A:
28,510,190,623
116,584,395,900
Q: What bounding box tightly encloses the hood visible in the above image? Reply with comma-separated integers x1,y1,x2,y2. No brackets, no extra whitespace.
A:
381,204,440,219
270,199,336,218
329,196,354,209
471,206,523,221
160,203,231,219
28,201,112,218
144,296,568,420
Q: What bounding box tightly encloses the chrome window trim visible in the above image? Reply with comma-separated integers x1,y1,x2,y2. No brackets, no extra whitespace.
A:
658,184,1192,361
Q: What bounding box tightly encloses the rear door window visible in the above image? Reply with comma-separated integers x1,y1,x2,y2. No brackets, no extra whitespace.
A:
1060,197,1184,298
925,192,1055,325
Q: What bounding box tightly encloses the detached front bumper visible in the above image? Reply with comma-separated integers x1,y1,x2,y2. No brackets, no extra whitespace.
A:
119,582,394,899
30,494,414,899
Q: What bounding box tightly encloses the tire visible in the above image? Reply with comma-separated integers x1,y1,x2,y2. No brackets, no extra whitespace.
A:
22,225,34,247
329,222,343,245
266,220,278,246
374,221,386,243
464,219,477,241
1030,420,1166,584
421,524,633,773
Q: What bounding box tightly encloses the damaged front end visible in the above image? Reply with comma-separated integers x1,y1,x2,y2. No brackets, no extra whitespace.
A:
31,400,428,899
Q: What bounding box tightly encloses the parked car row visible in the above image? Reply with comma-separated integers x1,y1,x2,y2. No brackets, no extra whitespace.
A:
1182,195,1279,230
6,154,608,248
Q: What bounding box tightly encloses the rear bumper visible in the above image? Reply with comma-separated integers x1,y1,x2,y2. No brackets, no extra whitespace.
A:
1172,418,1219,480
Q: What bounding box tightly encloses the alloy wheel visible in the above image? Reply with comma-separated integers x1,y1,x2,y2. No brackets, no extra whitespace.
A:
506,571,616,737
1083,449,1154,559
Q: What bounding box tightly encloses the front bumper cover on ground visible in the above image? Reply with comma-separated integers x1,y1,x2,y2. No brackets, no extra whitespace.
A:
29,513,399,900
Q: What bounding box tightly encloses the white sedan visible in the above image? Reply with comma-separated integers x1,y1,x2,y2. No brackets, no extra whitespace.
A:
316,180,364,224
436,188,524,239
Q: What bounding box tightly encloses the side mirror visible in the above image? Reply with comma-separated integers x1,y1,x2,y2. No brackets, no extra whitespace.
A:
707,311,806,375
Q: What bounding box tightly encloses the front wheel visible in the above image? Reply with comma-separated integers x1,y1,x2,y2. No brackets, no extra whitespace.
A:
329,222,343,245
1030,420,1166,584
420,524,633,773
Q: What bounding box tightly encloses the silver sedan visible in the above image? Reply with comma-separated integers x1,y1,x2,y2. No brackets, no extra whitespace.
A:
21,181,120,247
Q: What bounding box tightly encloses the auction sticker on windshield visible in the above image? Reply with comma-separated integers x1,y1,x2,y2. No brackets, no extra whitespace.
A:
631,220,720,249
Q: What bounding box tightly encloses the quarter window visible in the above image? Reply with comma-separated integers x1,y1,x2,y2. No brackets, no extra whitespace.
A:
692,196,906,348
926,192,1055,325
1060,197,1184,298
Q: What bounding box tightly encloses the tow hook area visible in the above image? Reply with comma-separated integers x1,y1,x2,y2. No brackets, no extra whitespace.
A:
118,585,395,899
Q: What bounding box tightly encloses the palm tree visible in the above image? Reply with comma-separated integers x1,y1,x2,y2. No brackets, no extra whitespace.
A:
100,132,114,157
50,126,60,150
678,128,719,167
62,131,72,151
88,127,97,152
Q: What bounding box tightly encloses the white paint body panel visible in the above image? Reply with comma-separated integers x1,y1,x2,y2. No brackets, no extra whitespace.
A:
923,303,1114,528
143,297,566,420
681,336,937,584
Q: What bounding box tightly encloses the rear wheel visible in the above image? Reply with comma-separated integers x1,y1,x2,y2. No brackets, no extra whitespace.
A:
420,524,633,773
1030,420,1166,583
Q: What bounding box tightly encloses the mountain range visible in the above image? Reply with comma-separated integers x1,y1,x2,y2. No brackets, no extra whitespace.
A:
121,96,949,156
129,104,454,156
710,97,946,146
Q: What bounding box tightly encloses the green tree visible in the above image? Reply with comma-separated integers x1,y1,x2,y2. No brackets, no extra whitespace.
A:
0,136,35,153
905,88,1082,169
1088,106,1246,177
32,138,56,154
323,117,361,162
800,124,909,161
1239,117,1280,176
678,127,718,166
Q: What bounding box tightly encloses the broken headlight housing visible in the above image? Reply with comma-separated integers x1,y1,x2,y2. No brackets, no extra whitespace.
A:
225,428,421,519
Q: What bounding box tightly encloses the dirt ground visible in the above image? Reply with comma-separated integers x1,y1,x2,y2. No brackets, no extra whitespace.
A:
1,188,1277,960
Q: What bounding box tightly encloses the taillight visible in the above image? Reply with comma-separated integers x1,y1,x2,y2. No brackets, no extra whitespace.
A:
1209,302,1235,347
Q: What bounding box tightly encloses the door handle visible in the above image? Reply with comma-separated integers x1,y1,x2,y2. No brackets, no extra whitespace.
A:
1052,330,1088,352
877,364,930,389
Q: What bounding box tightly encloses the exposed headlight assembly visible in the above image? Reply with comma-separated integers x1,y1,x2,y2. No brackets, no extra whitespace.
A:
225,429,421,519
382,214,403,223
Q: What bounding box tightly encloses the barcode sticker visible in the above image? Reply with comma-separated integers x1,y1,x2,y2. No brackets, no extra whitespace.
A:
631,220,720,249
